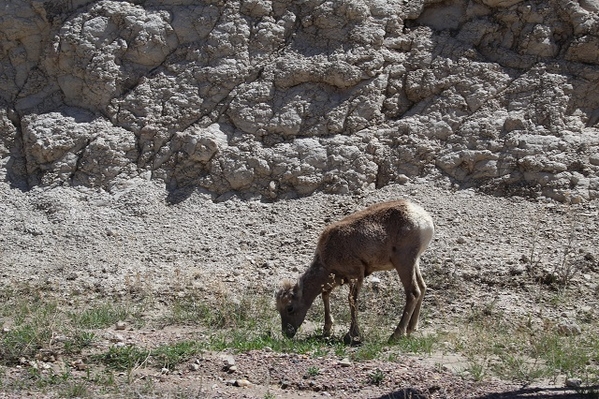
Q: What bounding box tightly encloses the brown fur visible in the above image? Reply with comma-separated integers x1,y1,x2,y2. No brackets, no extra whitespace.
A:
275,200,434,344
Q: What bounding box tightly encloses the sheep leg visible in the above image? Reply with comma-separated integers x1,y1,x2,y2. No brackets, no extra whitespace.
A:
390,256,423,343
407,260,426,334
322,290,333,337
344,278,363,346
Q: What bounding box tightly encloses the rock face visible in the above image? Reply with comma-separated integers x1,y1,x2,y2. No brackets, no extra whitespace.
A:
1,0,599,201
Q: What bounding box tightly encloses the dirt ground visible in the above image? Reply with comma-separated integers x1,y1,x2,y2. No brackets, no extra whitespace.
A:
1,179,598,398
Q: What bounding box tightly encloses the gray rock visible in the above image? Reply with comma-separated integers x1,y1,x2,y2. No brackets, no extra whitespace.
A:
565,378,582,388
557,321,582,337
1,0,598,202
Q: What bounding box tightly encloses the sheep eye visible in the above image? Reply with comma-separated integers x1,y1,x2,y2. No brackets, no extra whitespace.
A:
286,305,294,313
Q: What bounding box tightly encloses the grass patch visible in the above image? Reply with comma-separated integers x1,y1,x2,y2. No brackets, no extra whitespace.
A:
70,304,130,329
441,300,599,385
60,380,90,398
152,340,204,370
391,334,437,354
368,368,385,385
168,291,272,330
0,324,52,365
0,281,597,396
94,345,151,371
0,299,58,365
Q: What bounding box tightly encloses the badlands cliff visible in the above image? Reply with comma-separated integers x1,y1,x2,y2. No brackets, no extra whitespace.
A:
1,0,599,202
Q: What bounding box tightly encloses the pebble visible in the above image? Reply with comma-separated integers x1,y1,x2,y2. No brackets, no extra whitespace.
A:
557,321,582,336
72,359,86,371
339,358,352,367
235,379,252,387
115,321,127,330
189,363,200,371
221,355,236,367
509,264,526,276
110,333,125,343
566,378,582,388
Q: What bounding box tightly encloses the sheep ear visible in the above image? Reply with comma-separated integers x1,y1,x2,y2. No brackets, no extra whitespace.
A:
280,279,292,289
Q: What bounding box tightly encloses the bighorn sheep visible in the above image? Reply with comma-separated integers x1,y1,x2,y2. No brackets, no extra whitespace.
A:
276,200,434,345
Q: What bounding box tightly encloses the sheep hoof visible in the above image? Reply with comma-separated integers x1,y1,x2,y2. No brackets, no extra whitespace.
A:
344,333,362,346
388,333,406,344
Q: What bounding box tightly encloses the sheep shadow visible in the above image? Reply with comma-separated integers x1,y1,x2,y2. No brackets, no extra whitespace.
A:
472,386,599,399
374,385,598,399
375,388,428,399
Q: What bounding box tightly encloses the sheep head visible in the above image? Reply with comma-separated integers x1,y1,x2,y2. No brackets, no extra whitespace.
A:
275,279,308,338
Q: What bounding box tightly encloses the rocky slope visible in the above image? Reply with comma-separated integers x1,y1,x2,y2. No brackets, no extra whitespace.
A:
1,0,599,202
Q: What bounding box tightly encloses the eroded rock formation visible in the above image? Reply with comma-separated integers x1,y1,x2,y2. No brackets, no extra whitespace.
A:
1,0,598,201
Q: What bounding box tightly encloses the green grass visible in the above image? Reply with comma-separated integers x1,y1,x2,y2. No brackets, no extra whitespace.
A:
61,381,90,398
94,345,151,372
152,340,204,370
70,304,130,329
368,368,385,385
440,299,599,385
1,324,51,364
0,299,57,365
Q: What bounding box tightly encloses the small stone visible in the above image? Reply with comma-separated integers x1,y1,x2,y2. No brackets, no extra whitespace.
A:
228,365,237,373
115,321,127,330
161,367,170,375
189,363,200,371
221,354,236,370
557,321,582,336
457,237,467,244
339,358,352,367
54,334,69,342
566,378,582,388
72,360,86,371
235,379,252,387
509,264,526,276
110,333,125,343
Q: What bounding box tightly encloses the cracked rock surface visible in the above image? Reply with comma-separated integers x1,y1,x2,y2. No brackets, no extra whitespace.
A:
1,0,599,201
